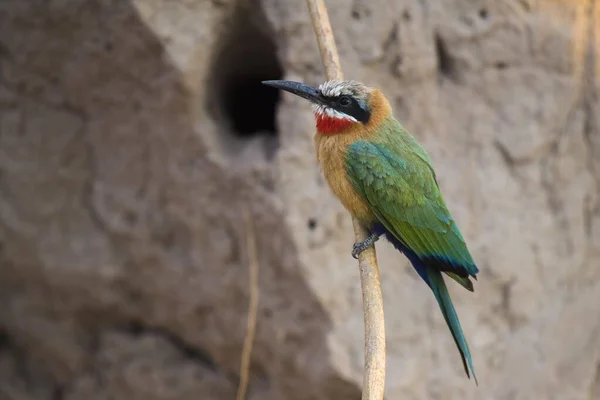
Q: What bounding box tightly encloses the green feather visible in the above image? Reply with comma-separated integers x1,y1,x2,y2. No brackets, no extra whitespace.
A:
428,267,478,383
344,117,479,379
344,122,478,279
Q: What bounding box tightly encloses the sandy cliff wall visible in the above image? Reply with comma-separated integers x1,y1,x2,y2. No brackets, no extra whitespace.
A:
0,0,599,399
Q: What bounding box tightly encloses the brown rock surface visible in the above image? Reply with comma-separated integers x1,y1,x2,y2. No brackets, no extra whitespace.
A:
0,0,599,399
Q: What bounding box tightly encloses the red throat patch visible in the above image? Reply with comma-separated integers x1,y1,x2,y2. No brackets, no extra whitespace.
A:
315,112,354,134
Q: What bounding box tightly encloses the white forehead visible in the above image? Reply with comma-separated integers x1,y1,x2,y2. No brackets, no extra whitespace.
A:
318,80,367,98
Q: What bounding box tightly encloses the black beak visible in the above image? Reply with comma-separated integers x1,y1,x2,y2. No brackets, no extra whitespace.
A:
262,80,326,105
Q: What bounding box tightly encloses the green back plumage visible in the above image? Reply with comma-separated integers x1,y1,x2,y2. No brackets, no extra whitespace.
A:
345,118,478,282
344,117,479,381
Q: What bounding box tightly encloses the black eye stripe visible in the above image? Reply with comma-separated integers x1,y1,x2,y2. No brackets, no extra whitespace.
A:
326,95,371,124
339,95,352,106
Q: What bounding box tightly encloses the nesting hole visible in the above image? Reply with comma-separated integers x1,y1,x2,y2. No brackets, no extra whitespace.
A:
208,3,283,159
224,76,280,136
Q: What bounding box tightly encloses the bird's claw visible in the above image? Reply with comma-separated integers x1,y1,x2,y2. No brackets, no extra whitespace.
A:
351,233,381,259
351,243,366,259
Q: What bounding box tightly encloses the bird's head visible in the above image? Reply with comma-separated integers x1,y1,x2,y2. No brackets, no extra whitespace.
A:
262,79,390,135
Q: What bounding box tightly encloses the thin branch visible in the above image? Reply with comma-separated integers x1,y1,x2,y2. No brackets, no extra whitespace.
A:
305,1,386,399
236,207,260,400
305,0,343,80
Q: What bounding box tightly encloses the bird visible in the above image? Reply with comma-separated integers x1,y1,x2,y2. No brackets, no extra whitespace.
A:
262,79,479,383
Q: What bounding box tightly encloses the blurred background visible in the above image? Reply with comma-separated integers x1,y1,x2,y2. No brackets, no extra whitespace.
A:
0,0,599,399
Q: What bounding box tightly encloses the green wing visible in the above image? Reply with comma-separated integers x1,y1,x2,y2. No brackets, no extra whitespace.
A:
345,139,478,288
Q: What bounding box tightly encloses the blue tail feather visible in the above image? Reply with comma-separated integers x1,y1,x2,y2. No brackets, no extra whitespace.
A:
372,223,477,382
427,267,478,383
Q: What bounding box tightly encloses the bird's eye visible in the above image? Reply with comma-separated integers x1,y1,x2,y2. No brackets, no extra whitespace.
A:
339,96,352,107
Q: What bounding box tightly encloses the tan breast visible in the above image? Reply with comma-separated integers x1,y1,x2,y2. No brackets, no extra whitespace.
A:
314,133,374,223
312,89,393,225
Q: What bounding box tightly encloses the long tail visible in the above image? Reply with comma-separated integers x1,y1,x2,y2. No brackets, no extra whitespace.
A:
426,266,478,384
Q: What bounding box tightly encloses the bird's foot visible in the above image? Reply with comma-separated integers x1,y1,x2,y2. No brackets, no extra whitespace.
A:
351,233,381,259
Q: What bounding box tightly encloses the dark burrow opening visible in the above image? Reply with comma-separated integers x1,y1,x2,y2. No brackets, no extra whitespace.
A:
224,77,280,135
208,2,283,158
